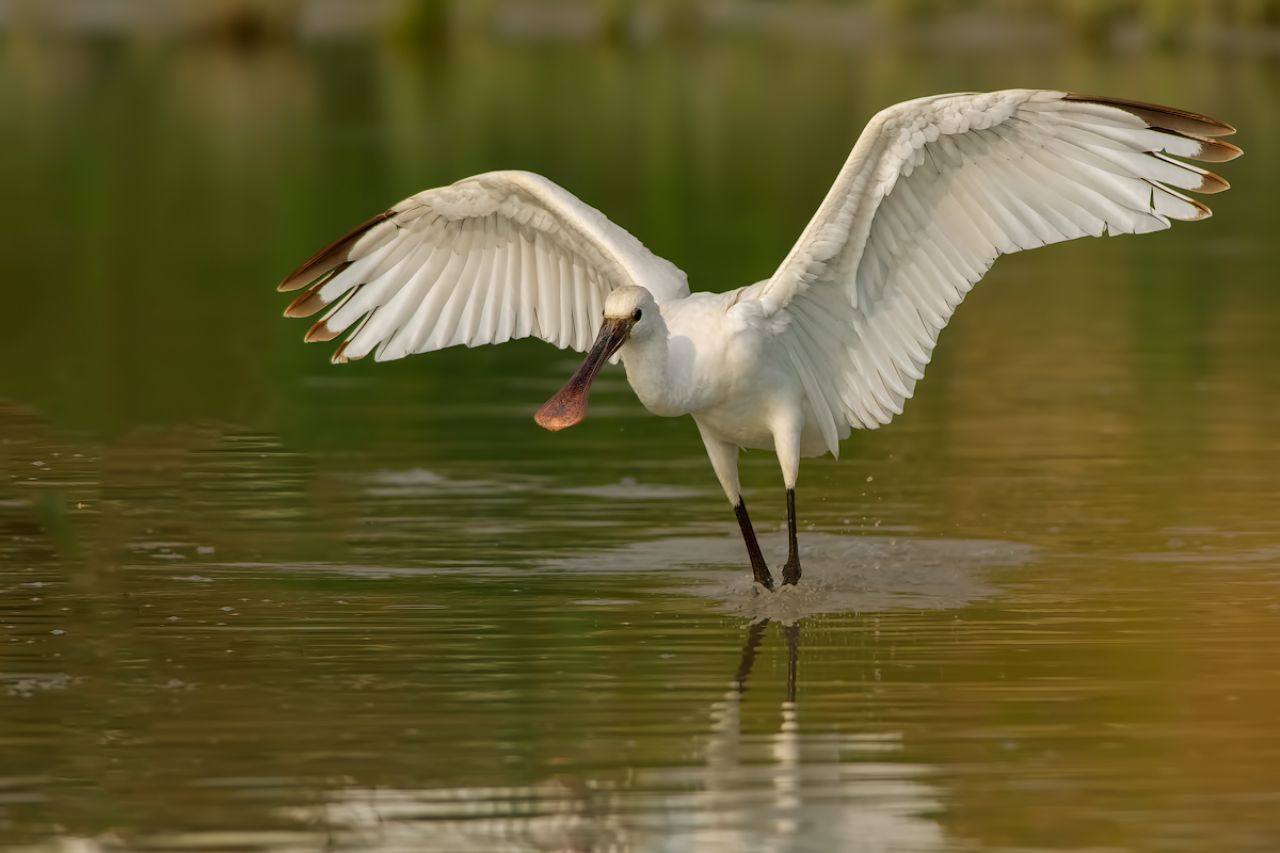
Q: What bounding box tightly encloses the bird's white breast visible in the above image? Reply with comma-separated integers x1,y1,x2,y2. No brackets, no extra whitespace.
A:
619,292,817,453
618,293,738,417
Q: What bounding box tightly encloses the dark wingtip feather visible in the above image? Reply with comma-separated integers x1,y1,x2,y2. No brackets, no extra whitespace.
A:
305,320,342,343
277,211,392,292
1196,170,1230,194
1193,137,1243,163
331,341,356,364
283,282,330,318
1065,93,1237,137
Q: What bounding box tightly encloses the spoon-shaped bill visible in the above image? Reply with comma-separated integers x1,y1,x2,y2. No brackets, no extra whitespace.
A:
534,318,633,431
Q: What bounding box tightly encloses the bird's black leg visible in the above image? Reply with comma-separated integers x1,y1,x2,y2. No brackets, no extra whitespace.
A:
782,488,802,586
734,498,774,590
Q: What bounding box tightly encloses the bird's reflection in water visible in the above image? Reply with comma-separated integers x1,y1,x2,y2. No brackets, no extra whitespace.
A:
698,620,945,851
705,619,802,842
269,619,944,852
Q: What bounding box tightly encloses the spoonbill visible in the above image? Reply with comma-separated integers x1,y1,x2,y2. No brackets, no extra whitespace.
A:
278,89,1239,590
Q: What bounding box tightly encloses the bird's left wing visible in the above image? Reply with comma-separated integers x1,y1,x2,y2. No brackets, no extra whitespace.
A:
742,89,1239,454
279,170,689,363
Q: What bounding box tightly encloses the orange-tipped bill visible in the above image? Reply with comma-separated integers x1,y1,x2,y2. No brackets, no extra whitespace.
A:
534,318,633,431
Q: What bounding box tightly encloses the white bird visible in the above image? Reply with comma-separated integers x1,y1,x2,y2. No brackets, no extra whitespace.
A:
279,89,1239,590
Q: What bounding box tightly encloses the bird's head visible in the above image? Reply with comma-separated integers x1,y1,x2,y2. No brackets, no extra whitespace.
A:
603,285,659,340
534,286,656,432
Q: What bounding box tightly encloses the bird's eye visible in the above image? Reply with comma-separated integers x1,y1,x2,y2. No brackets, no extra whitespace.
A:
632,309,643,322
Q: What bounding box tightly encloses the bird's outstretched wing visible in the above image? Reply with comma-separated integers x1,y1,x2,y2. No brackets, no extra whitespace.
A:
279,170,689,363
741,89,1240,453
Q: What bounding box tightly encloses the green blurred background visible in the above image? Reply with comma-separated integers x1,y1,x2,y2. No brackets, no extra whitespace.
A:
10,0,1280,46
1,0,1276,441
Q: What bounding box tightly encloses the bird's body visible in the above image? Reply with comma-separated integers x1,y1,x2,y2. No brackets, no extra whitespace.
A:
623,291,830,455
279,89,1240,590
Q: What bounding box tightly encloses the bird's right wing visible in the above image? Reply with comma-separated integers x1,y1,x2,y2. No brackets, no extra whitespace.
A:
740,90,1239,453
279,170,690,363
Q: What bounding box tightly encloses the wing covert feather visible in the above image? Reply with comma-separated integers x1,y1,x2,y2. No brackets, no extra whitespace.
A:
279,170,689,363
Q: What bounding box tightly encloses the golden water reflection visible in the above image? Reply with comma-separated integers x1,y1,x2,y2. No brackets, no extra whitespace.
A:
280,623,944,853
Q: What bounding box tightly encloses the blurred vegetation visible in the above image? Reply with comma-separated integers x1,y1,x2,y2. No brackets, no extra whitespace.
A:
7,0,1280,48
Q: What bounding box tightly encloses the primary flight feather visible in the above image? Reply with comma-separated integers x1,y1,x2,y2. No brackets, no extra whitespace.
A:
279,89,1240,590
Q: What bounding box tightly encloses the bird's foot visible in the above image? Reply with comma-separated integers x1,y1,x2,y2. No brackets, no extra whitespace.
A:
751,563,775,592
781,558,801,587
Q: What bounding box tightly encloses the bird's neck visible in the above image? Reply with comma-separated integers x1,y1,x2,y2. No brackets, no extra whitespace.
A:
619,321,685,417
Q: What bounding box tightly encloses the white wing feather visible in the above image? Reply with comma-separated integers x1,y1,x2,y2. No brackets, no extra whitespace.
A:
743,89,1239,453
280,170,689,363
